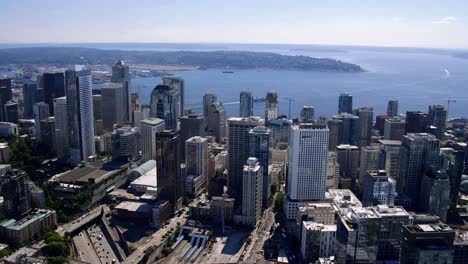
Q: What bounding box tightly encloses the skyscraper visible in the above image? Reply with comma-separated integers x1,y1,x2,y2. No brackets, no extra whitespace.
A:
362,170,396,206
405,111,430,134
111,60,131,123
327,118,343,151
207,101,226,142
4,101,19,124
0,169,31,220
268,118,292,147
111,126,140,161
336,207,381,264
419,168,450,222
265,91,278,123
140,118,165,162
227,116,264,205
338,93,352,114
203,92,217,117
353,107,374,148
379,140,401,180
101,82,125,131
359,145,381,188
53,97,69,159
375,114,389,135
43,72,65,115
384,117,405,140
179,114,205,162
186,136,209,183
249,126,270,208
336,144,360,190
40,117,56,148
150,84,178,130
300,106,315,122
331,113,359,145
386,99,399,117
287,123,329,202
65,67,95,165
239,90,253,117
397,133,440,210
22,83,37,119
33,102,50,141
156,130,183,211
428,104,448,139
440,144,466,211
162,76,184,119
0,78,12,122
241,157,263,227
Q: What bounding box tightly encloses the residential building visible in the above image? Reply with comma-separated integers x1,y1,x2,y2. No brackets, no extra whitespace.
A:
140,118,165,162
265,91,278,123
186,136,209,183
249,126,270,208
240,158,263,227
0,169,31,220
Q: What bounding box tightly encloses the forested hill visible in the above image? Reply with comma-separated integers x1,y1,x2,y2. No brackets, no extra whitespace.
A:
0,47,363,72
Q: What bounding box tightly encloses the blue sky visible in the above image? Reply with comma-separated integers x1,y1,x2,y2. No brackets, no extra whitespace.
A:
2,0,467,48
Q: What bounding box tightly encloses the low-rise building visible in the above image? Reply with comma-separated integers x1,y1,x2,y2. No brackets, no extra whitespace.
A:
0,209,57,247
151,200,171,229
210,195,235,225
0,122,18,137
301,221,336,263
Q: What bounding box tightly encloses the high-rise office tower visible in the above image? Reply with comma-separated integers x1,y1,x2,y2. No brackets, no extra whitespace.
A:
150,84,178,130
268,118,291,147
186,136,208,183
162,76,184,119
300,106,315,122
0,169,31,220
130,92,141,122
156,130,183,211
336,144,360,190
92,94,102,121
101,82,125,131
65,67,96,165
40,117,56,148
4,101,18,124
440,144,466,211
249,126,270,208
338,93,353,114
386,99,399,117
111,126,140,161
227,116,264,205
179,114,205,162
397,133,440,210
265,91,278,123
203,92,217,117
362,170,396,206
419,168,450,222
405,111,431,134
111,60,131,123
384,117,406,140
331,113,359,145
371,205,413,261
0,78,12,122
33,102,50,141
22,83,37,119
379,140,401,180
241,157,263,227
207,101,226,142
140,118,165,162
43,72,65,115
336,207,381,264
375,115,389,135
359,145,381,188
287,123,329,202
354,107,374,148
53,97,69,159
326,152,340,190
327,118,343,151
428,104,448,139
400,223,455,264
239,90,253,117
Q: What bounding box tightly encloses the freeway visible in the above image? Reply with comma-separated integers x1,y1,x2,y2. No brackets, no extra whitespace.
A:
242,207,276,263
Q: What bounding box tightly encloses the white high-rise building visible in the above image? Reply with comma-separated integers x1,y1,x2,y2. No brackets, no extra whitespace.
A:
65,68,95,165
286,123,329,219
53,97,68,159
140,118,165,162
186,136,208,183
241,157,263,227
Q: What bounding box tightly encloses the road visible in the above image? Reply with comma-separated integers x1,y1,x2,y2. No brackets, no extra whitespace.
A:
57,205,106,236
242,207,276,263
122,208,189,264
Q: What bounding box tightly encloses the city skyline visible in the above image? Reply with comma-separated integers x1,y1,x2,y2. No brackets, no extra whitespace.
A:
1,0,468,49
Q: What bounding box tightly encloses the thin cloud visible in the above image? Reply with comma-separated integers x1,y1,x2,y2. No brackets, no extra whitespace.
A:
392,17,408,22
432,16,457,25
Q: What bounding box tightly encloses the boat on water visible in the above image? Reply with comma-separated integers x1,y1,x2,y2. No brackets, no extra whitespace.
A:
253,97,265,102
222,71,234,74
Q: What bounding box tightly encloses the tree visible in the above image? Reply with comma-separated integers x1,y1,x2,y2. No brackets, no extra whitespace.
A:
46,256,69,264
273,192,285,211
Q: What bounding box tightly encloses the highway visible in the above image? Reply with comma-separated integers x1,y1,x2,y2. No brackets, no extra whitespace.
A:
242,207,276,263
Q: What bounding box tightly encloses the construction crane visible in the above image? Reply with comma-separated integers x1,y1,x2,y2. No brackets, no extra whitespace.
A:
447,96,456,119
283,97,295,118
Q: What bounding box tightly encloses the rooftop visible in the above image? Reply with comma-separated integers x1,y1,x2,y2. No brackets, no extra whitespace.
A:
130,166,157,189
405,223,453,233
115,201,152,213
1,209,55,231
51,160,129,185
303,221,336,232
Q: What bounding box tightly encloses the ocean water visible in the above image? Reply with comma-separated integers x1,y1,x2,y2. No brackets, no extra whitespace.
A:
118,44,468,118
2,43,467,118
